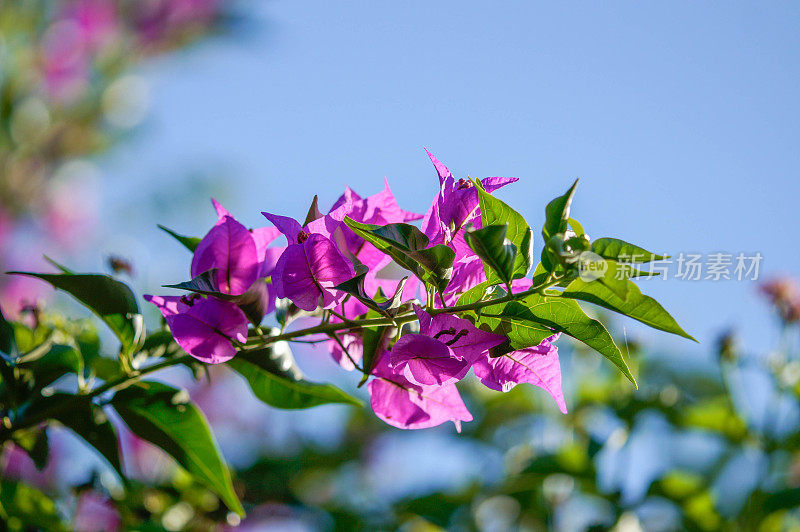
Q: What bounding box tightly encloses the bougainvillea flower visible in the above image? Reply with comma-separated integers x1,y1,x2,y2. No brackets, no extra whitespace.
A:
187,199,283,318
144,295,247,364
191,215,258,295
328,331,363,371
389,334,463,386
190,200,261,295
330,178,421,226
327,179,422,298
390,306,506,386
72,491,121,532
416,149,520,302
421,148,518,245
263,208,355,311
472,333,567,414
211,198,283,279
367,353,472,431
270,234,353,311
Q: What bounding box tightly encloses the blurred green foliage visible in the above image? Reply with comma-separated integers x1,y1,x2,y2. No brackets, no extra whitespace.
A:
2,295,800,531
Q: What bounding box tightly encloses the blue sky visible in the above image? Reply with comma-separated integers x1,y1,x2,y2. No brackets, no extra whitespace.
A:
100,1,800,353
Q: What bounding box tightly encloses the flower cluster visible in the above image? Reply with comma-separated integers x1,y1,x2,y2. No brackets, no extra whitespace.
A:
147,151,566,430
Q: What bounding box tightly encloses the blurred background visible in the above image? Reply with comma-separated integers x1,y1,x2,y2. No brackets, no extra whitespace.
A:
2,1,800,530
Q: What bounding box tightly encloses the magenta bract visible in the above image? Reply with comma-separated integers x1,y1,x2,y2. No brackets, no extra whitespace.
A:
145,295,248,364
472,333,567,414
389,306,506,386
368,354,473,431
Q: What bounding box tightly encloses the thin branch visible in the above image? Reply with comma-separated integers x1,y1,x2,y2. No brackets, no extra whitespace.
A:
1,273,563,438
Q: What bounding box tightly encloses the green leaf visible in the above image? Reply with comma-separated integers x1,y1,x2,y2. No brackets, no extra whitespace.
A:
475,182,533,279
484,293,637,386
591,237,667,263
112,381,243,515
343,218,455,295
87,357,123,382
6,272,145,355
164,269,220,295
228,347,362,409
0,305,18,392
75,328,101,370
0,480,68,531
158,224,202,252
333,264,408,318
19,344,83,393
456,282,492,307
567,217,586,237
542,179,579,242
531,262,572,288
47,395,123,478
541,180,579,271
43,256,74,274
563,263,696,341
464,224,517,287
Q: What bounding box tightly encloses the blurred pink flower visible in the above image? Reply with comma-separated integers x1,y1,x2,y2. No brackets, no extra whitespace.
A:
134,0,221,44
0,442,60,492
63,0,119,50
0,273,49,320
73,491,121,532
760,276,800,324
168,0,221,26
118,428,174,482
43,169,99,248
40,20,90,101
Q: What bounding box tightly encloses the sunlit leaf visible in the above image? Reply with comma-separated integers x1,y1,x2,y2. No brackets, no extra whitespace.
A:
6,272,145,355
482,292,636,386
464,224,517,287
457,283,553,352
228,347,362,409
542,179,579,242
541,179,579,270
591,237,668,263
475,182,532,279
158,224,201,252
563,263,696,341
112,381,243,515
